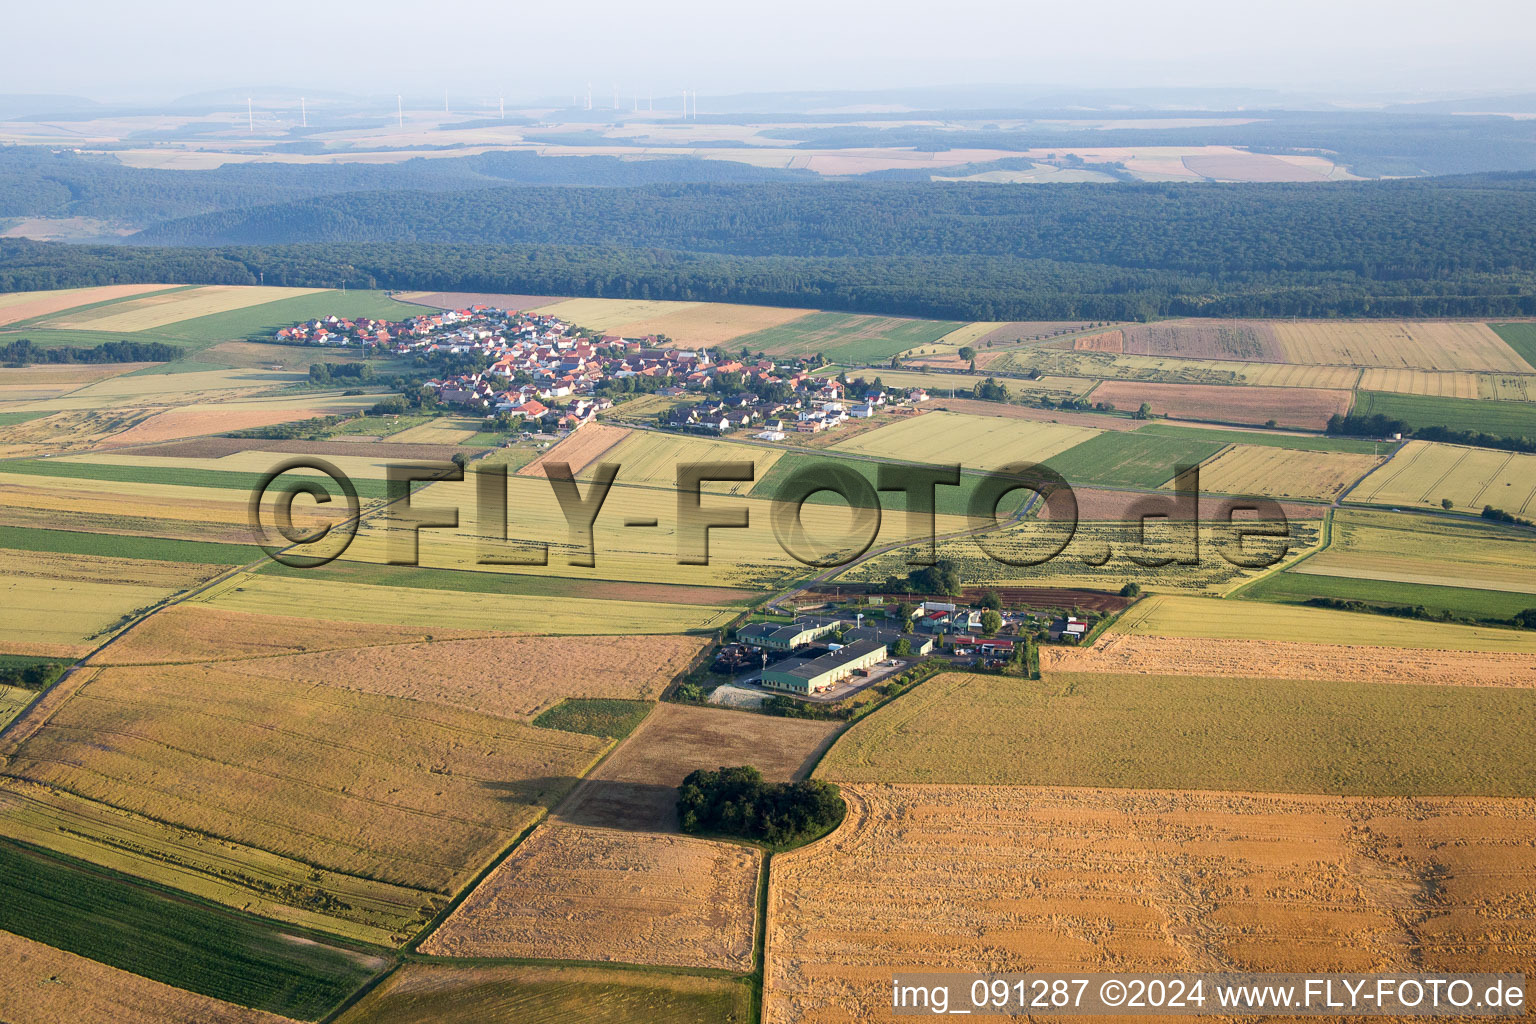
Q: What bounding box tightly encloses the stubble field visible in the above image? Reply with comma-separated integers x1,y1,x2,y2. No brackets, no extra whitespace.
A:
1087,380,1351,429
1271,321,1531,372
734,312,965,362
1186,444,1384,501
0,285,180,326
42,286,327,332
829,410,1098,469
1042,633,1536,688
817,671,1536,794
0,662,608,931
420,823,761,970
1119,319,1286,360
517,422,631,478
1113,594,1536,651
215,634,707,720
557,702,840,831
1348,441,1536,514
765,785,1536,1023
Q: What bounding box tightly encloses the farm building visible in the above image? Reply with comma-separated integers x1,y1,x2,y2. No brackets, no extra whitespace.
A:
1047,616,1090,642
736,617,844,652
760,640,888,695
950,635,1016,655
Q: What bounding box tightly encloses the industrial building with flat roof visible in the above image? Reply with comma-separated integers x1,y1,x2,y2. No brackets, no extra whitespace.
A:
844,626,935,656
759,639,887,695
736,617,844,651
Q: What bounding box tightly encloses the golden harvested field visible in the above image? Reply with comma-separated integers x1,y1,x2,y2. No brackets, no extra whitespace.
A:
1273,321,1531,372
1357,368,1485,399
100,393,390,446
96,604,500,664
609,301,816,346
1349,440,1536,515
193,572,739,635
1043,632,1536,688
530,297,700,332
0,475,265,526
595,430,784,492
0,685,37,730
383,418,481,444
517,422,631,478
874,370,1096,397
0,547,225,590
0,284,178,326
62,447,409,481
558,702,840,832
1070,485,1327,520
845,517,1323,597
0,407,158,457
1294,508,1536,594
0,502,251,545
0,362,159,386
219,634,708,720
831,410,1097,469
14,368,306,412
341,469,952,590
1089,381,1352,430
1479,374,1536,401
1183,151,1333,181
337,962,752,1024
421,823,761,970
0,575,171,647
1113,594,1536,651
0,662,608,893
764,784,1536,1023
1185,444,1385,501
43,285,326,331
0,929,300,1024
993,348,1365,388
0,775,431,945
1119,320,1286,360
395,290,567,310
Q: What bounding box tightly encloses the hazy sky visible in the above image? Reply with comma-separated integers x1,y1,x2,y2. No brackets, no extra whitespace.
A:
9,0,1536,103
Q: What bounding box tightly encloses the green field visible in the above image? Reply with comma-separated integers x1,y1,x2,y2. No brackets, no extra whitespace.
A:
818,670,1536,795
339,963,751,1024
1042,430,1227,488
0,839,379,1020
1238,570,1536,620
1491,322,1536,370
0,458,394,499
0,524,260,564
1136,422,1391,455
1353,390,1536,439
732,312,964,362
0,410,51,427
532,698,654,739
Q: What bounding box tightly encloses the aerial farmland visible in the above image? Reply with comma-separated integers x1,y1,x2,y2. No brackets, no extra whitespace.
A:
4,38,1536,1020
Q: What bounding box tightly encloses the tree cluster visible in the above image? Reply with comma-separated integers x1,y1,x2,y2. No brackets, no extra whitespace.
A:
0,337,179,366
677,766,846,846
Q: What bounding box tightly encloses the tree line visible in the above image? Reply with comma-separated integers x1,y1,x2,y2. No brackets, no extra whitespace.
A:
0,337,179,365
8,237,1536,323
